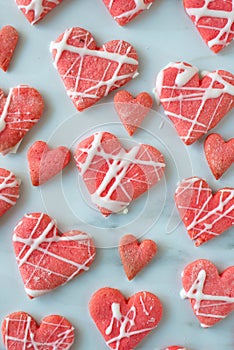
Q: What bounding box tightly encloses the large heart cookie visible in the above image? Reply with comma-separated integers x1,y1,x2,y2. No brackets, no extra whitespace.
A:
0,26,18,71
175,177,234,246
0,85,44,155
204,133,234,180
102,0,154,26
2,312,75,349
50,27,139,112
89,287,163,350
75,131,165,216
0,168,20,217
16,0,64,25
183,0,234,53
180,259,234,327
13,212,96,298
155,62,234,145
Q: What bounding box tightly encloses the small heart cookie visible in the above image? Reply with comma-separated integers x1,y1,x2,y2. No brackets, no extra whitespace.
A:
16,0,64,25
102,0,154,26
2,312,75,349
0,168,20,217
180,259,234,327
13,212,96,298
0,26,18,71
89,287,163,350
155,62,234,145
114,91,153,136
204,133,234,180
119,234,157,280
75,131,165,216
50,27,139,112
0,85,44,155
183,0,234,53
28,141,71,186
175,177,234,246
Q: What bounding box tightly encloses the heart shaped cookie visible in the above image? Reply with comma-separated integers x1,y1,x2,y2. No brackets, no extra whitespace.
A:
180,259,234,327
2,312,75,349
75,131,165,216
119,234,157,280
0,85,44,155
0,26,18,71
155,62,234,145
16,0,64,25
175,177,234,246
13,212,96,298
183,0,234,53
102,0,154,26
204,133,234,180
28,141,71,186
50,27,139,112
89,287,163,350
114,91,153,136
0,168,20,217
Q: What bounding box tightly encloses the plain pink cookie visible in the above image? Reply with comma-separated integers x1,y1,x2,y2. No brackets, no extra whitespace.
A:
204,133,234,180
114,90,153,136
0,85,44,155
180,259,234,328
28,141,71,186
74,131,165,217
0,26,18,71
16,0,64,25
13,212,96,298
155,62,234,145
183,0,234,53
89,287,163,350
175,177,234,246
102,0,154,26
0,168,20,217
2,312,75,349
50,27,139,112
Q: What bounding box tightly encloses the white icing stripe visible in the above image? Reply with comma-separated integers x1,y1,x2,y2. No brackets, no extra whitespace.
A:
185,0,234,50
156,62,234,143
17,0,61,24
108,0,152,21
0,170,20,206
180,269,234,326
75,132,165,213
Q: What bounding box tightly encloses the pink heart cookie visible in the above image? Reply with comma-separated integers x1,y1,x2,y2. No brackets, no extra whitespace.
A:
50,27,139,112
28,141,71,186
180,259,234,327
13,212,96,298
16,0,64,25
183,0,234,53
175,177,234,246
0,85,44,155
102,0,154,26
0,26,18,71
155,62,234,145
2,312,75,349
0,168,20,217
75,131,165,216
89,287,163,350
114,90,153,136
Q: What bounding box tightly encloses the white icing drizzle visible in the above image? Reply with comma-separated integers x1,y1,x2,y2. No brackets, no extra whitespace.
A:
0,169,20,206
106,0,152,22
105,294,157,349
176,177,234,242
50,28,138,109
4,314,74,349
17,0,62,25
156,62,234,143
185,0,234,51
13,213,95,297
180,269,234,326
75,132,165,213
